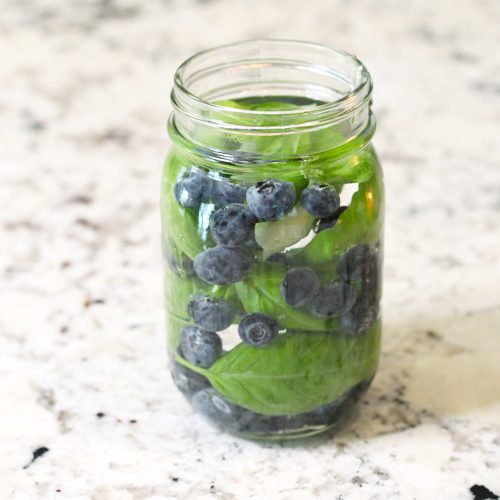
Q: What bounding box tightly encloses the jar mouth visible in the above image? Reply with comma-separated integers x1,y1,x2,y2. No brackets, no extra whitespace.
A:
171,39,373,132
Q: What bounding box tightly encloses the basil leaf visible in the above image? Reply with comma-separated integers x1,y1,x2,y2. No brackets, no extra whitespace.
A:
255,204,315,259
217,99,300,112
176,323,381,415
196,99,303,156
164,271,202,319
300,155,384,264
305,148,375,185
166,315,189,351
228,161,309,193
164,271,198,348
235,265,335,331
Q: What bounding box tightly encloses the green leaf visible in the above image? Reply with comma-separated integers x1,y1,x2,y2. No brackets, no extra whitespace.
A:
255,204,315,259
209,99,344,159
164,270,205,320
194,99,306,156
176,323,381,415
228,161,309,193
166,314,190,351
216,99,301,112
163,270,195,348
207,283,245,317
300,155,384,264
305,148,375,185
235,265,335,331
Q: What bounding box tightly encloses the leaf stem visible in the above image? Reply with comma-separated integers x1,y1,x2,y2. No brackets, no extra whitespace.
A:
174,352,210,377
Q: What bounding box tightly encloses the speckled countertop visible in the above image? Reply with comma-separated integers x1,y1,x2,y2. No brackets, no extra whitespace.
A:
1,0,499,499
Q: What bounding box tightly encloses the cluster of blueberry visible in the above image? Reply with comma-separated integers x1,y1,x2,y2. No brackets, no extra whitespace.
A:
176,168,300,286
175,167,351,284
179,294,280,369
173,166,380,365
170,355,372,436
190,380,370,435
280,244,380,334
337,245,380,334
175,169,301,369
169,164,380,433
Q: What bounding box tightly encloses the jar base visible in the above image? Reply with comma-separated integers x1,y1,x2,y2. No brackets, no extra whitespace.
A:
231,416,348,442
186,376,373,441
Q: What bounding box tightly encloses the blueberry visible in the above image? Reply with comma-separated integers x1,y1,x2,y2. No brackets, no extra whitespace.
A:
301,184,340,218
246,179,296,221
174,167,209,208
280,267,319,307
359,264,380,309
316,206,348,233
187,294,234,331
340,252,380,335
307,281,358,318
191,380,373,435
181,256,195,276
238,313,279,347
179,325,222,368
336,245,378,282
193,246,253,285
249,379,373,433
169,356,211,396
340,296,379,335
209,203,257,247
163,248,179,273
364,250,381,296
191,388,279,435
191,388,253,429
211,178,247,207
191,388,237,423
163,245,194,277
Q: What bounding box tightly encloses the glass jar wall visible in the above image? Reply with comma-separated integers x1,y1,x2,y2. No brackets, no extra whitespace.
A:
162,40,384,439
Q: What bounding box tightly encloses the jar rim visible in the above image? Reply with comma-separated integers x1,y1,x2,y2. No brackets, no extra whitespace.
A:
171,39,373,131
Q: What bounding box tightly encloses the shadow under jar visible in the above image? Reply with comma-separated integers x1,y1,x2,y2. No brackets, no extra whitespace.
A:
162,40,384,440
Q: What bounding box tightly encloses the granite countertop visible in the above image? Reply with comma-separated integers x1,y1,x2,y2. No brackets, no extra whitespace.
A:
1,0,499,498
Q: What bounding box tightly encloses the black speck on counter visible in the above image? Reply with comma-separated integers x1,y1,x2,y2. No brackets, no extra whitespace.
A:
426,330,442,340
66,194,92,205
84,297,106,307
171,477,179,482
96,412,105,418
23,447,49,469
470,484,499,500
351,476,364,487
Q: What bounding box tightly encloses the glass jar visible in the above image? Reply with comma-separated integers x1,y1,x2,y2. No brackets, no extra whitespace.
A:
162,40,384,440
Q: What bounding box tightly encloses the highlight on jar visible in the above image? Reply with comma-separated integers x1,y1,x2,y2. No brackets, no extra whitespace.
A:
161,40,384,440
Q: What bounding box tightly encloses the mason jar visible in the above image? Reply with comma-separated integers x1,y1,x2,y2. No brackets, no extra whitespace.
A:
162,40,384,440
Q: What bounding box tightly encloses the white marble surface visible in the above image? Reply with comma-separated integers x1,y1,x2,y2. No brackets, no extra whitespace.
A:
1,0,499,498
